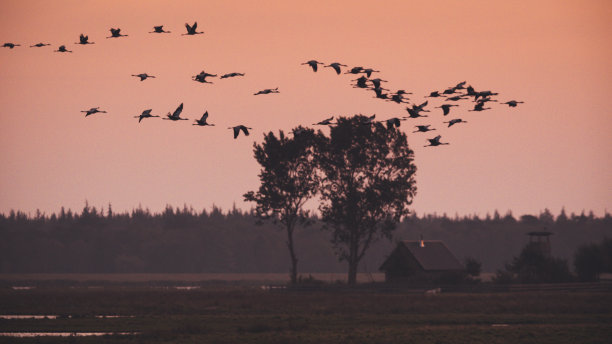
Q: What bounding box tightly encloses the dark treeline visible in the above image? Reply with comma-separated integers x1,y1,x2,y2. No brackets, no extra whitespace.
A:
1,204,610,274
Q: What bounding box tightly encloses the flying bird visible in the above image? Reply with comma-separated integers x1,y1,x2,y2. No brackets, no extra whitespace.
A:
183,22,203,35
424,135,449,147
446,95,467,101
426,91,442,98
405,107,429,119
362,68,379,78
81,107,107,117
2,43,20,49
75,34,94,45
302,60,324,72
502,100,524,107
134,109,159,122
254,88,279,95
373,87,389,100
413,125,435,133
370,78,387,89
324,62,347,75
353,76,369,88
107,28,127,38
150,25,170,33
163,103,188,121
55,45,72,53
453,81,467,90
228,125,251,139
469,102,491,112
193,111,214,126
385,117,405,129
220,72,245,79
193,71,217,83
345,66,364,74
30,43,50,48
435,104,458,116
444,118,467,127
313,116,334,125
132,73,155,81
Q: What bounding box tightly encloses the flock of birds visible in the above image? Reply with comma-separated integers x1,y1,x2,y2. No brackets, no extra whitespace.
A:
3,22,524,144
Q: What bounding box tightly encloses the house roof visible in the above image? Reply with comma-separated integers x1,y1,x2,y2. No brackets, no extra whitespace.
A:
381,240,463,271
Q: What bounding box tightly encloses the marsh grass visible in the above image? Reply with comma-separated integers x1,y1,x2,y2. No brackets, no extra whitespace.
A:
0,287,611,343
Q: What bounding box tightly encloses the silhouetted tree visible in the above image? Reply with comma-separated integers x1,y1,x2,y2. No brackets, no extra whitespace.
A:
464,256,482,277
316,116,417,284
574,243,604,281
497,244,572,283
244,128,321,284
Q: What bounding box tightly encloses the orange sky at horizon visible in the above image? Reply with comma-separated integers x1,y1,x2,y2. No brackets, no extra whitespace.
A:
1,0,611,218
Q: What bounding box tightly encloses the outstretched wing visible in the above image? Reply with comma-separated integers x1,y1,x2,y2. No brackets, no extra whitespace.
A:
240,126,250,137
172,103,184,118
185,23,193,32
200,111,209,122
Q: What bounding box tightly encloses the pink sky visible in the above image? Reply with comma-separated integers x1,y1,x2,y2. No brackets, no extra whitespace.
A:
1,0,611,217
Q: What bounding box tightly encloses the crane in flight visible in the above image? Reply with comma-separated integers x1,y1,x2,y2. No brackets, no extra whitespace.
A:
75,34,94,45
435,104,459,116
413,125,435,133
55,45,72,53
444,118,467,127
193,111,215,126
132,73,156,81
81,107,107,117
183,22,203,35
150,25,170,33
228,125,252,139
254,88,279,95
2,43,20,49
163,103,188,121
313,116,334,125
220,72,245,79
324,62,348,75
107,28,127,38
502,100,524,107
193,71,216,83
30,43,50,48
424,135,449,147
134,109,159,122
302,60,324,72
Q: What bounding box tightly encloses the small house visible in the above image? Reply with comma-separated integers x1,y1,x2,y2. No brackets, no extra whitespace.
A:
379,240,464,283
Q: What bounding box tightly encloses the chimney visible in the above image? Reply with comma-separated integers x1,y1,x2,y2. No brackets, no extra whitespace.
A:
420,234,425,248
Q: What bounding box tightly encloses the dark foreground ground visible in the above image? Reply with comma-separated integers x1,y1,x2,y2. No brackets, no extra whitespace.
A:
1,286,611,343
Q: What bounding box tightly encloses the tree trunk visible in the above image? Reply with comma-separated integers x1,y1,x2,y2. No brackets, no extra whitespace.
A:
347,233,359,285
286,225,298,285
347,259,358,285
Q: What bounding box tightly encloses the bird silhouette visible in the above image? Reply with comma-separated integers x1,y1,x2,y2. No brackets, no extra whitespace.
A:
373,87,389,100
345,66,364,74
324,62,347,75
2,43,21,49
502,100,524,107
370,78,387,89
385,117,405,129
81,107,106,117
446,95,466,101
301,60,324,72
228,125,251,139
444,118,467,127
150,25,170,33
469,102,491,112
424,135,449,147
435,104,458,116
30,43,50,48
192,71,217,83
183,22,203,35
453,81,467,90
107,28,127,38
163,103,188,121
353,76,369,88
405,107,429,119
132,73,155,81
442,87,457,95
134,109,159,123
254,88,279,95
220,72,245,79
362,68,379,78
76,34,94,45
313,116,334,125
426,91,442,98
413,125,435,133
193,111,215,126
55,45,72,53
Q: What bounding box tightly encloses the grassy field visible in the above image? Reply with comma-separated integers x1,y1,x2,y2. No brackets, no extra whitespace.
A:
1,287,611,343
